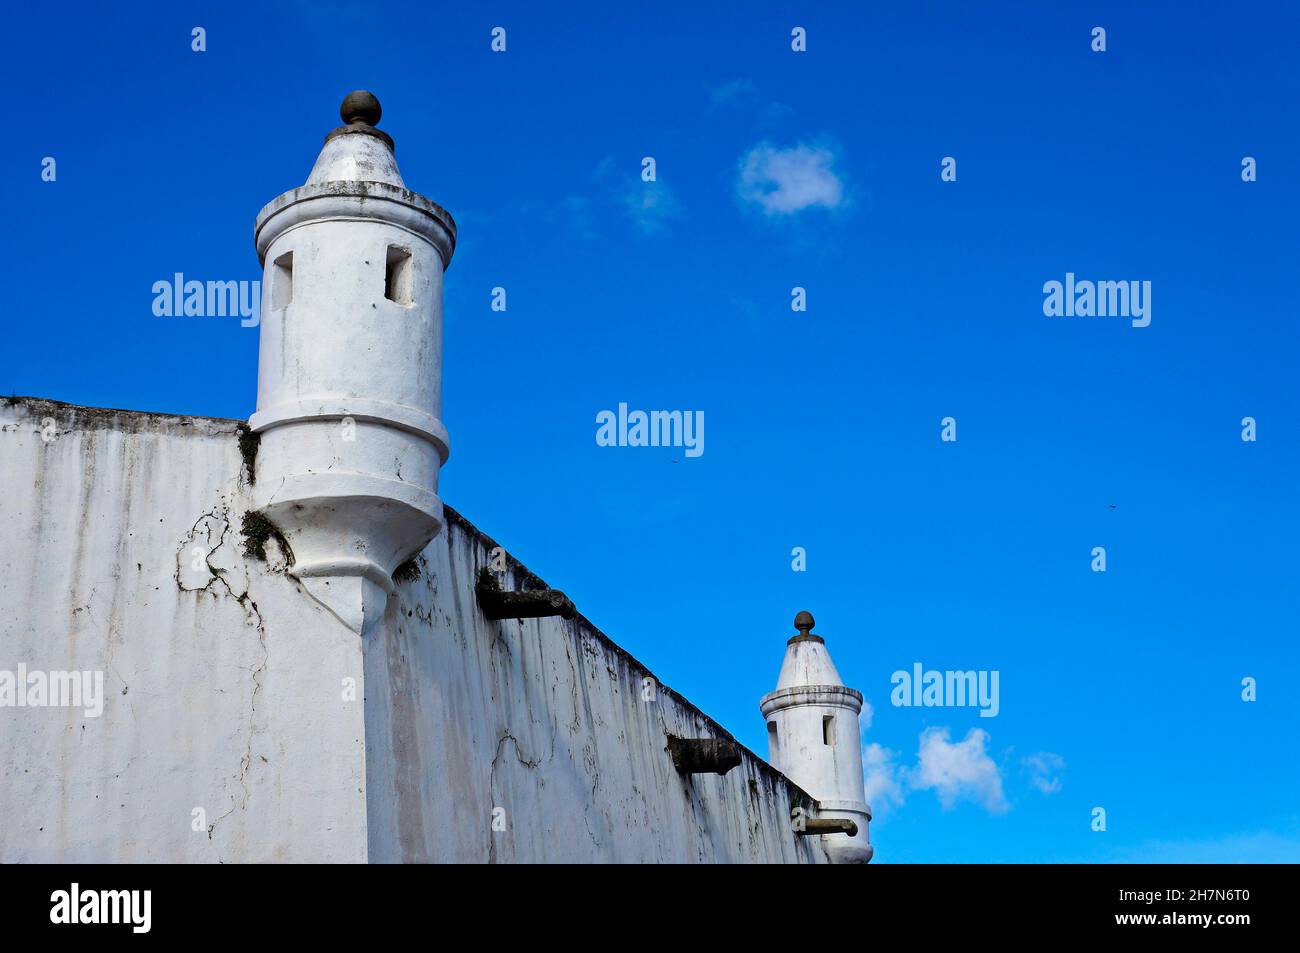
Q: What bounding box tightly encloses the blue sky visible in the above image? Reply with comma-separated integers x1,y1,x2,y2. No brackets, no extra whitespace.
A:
5,1,1298,862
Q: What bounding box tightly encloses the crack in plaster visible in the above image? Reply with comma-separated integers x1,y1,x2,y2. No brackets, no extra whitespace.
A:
175,498,270,858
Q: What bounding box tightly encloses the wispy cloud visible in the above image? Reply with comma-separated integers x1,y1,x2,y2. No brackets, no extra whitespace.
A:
709,78,755,110
516,160,681,241
737,141,847,216
1022,751,1066,795
539,158,680,238
864,742,905,816
912,727,1009,813
622,182,681,234
708,79,793,127
562,195,596,241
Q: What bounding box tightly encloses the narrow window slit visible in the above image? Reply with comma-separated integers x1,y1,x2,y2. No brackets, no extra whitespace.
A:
385,245,413,306
271,251,293,310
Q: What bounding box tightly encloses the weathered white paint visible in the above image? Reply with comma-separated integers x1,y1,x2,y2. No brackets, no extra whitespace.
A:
0,399,368,862
364,512,828,863
0,397,827,863
760,619,874,863
248,102,456,634
0,93,846,864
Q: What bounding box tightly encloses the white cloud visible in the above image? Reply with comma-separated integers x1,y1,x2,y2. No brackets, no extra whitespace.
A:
1023,752,1066,795
912,727,1008,813
863,742,905,816
737,142,847,216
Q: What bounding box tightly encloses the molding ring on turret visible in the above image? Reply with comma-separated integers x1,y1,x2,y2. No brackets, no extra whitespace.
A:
817,799,872,817
758,684,864,717
254,182,457,268
250,396,450,463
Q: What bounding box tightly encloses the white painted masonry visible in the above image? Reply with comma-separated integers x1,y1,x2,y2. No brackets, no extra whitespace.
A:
0,93,864,864
0,397,824,862
0,400,368,862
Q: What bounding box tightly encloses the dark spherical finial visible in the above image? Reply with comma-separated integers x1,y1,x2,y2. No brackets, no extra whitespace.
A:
340,90,382,127
794,611,815,634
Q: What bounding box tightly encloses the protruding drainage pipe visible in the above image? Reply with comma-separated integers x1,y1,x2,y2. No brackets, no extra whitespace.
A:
792,807,858,837
666,735,742,776
476,568,576,621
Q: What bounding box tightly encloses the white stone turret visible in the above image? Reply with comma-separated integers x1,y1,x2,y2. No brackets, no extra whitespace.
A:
760,611,873,863
248,91,456,634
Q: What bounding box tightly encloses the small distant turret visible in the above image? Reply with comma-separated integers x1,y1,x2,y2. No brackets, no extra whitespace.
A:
760,611,873,863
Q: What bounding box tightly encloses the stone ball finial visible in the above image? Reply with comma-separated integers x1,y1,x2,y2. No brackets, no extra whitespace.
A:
340,90,382,127
794,610,815,634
